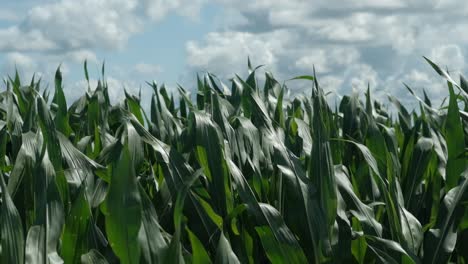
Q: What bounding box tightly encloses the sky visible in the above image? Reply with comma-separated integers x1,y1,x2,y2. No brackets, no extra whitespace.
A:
0,0,467,110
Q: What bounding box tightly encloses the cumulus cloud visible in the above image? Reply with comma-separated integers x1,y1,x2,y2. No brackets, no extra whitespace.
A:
143,0,206,21
347,64,380,92
184,0,468,108
18,0,142,51
318,75,344,95
0,0,205,102
2,52,38,78
0,27,57,52
1,0,467,112
186,30,294,78
295,47,360,74
134,63,163,76
65,50,99,64
0,9,19,22
0,0,207,53
430,44,465,73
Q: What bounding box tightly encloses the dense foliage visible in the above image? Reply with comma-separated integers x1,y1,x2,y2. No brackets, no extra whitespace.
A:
0,58,467,264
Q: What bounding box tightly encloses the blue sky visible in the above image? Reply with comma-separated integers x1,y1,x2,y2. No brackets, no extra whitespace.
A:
0,0,467,109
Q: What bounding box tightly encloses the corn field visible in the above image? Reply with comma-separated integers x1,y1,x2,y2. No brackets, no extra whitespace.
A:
0,57,467,264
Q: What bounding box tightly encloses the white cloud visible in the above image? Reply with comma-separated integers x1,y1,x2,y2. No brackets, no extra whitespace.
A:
65,50,98,64
182,0,468,109
295,51,330,74
295,47,360,74
0,9,19,22
404,69,431,84
22,0,142,51
0,0,209,116
5,52,36,68
1,0,467,112
186,30,294,77
213,8,249,30
348,63,380,92
143,0,206,22
389,68,448,107
319,75,344,93
134,63,163,76
0,1,141,52
432,0,468,11
0,27,57,51
430,44,465,73
0,0,206,53
315,13,375,42
2,52,37,78
352,0,406,8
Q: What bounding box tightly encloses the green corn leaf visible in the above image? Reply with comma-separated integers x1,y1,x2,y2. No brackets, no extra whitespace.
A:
81,249,109,264
424,169,468,264
445,85,466,190
60,187,93,264
214,232,240,264
102,143,142,264
0,173,25,264
138,184,167,264
187,228,212,264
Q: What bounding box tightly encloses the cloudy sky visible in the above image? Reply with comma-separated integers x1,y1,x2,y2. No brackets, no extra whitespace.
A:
0,0,466,109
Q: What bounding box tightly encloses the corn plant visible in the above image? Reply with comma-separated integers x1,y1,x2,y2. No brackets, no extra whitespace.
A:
0,57,467,263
